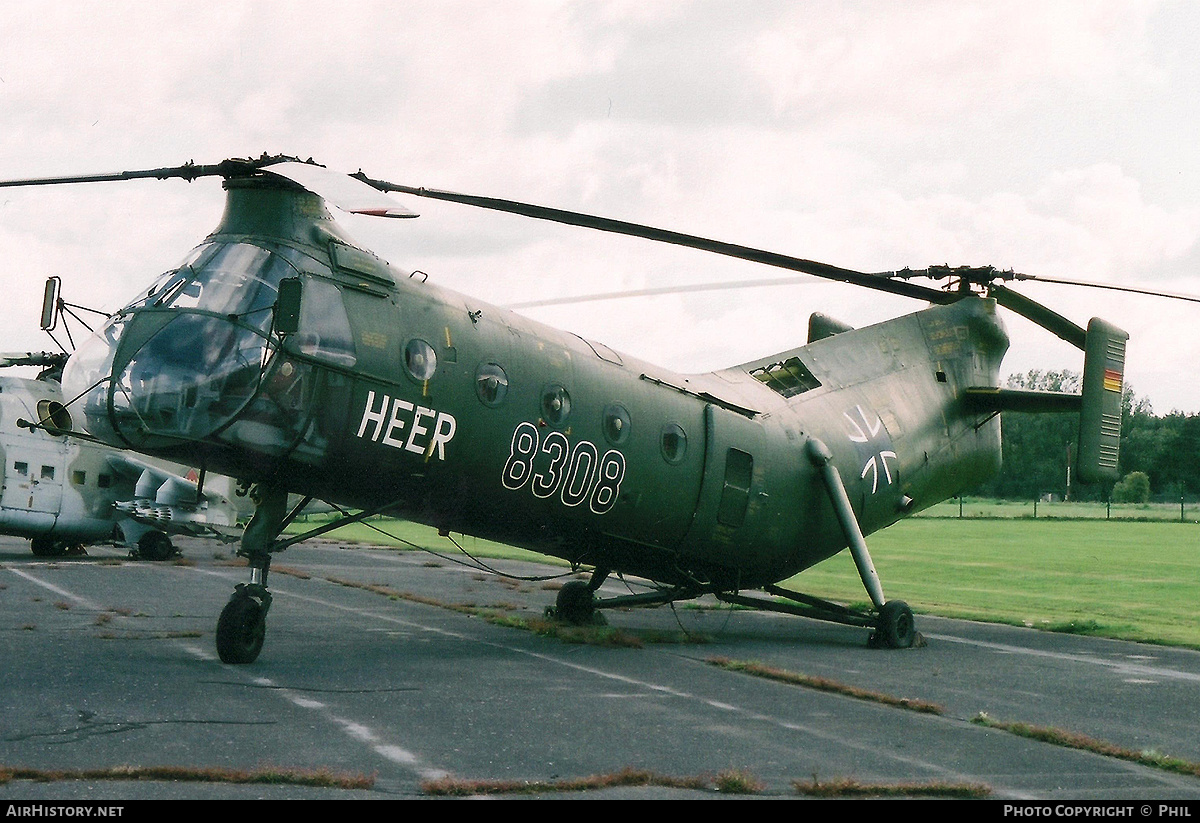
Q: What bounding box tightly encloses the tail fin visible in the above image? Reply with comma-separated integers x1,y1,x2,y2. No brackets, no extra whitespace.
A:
1076,318,1128,484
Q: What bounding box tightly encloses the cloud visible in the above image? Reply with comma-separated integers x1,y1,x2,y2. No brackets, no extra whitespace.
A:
0,0,1195,412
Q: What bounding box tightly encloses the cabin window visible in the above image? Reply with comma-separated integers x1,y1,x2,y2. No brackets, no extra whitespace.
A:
98,474,112,489
404,339,437,382
475,363,509,406
603,404,631,444
13,461,27,476
71,471,86,486
151,242,291,328
541,385,571,425
40,466,55,481
750,357,821,398
660,423,687,464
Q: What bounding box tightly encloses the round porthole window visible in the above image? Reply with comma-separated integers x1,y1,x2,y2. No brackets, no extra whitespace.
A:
404,339,437,381
603,404,631,444
475,362,509,406
660,423,687,464
541,384,571,425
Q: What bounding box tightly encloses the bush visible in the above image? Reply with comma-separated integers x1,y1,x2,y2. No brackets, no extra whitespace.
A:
1112,471,1151,504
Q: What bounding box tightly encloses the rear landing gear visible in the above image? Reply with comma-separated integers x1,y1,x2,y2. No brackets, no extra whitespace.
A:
547,569,610,625
806,437,922,650
135,530,175,561
30,535,68,557
871,600,916,649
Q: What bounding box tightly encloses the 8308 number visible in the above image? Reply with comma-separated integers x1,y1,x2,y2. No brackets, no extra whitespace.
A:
502,421,626,515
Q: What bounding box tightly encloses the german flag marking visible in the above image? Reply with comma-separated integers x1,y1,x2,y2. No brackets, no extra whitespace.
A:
1103,368,1122,392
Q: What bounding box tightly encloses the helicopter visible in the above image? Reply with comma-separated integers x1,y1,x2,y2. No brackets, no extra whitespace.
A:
0,154,1145,664
0,351,240,559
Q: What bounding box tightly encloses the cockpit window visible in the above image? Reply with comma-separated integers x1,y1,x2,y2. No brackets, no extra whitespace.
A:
145,243,295,328
131,243,218,309
294,279,356,367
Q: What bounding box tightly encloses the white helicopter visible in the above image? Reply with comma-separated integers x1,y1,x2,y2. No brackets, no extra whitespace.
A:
0,344,240,559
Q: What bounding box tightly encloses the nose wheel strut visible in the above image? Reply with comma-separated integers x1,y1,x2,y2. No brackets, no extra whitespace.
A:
213,491,412,663
215,486,289,665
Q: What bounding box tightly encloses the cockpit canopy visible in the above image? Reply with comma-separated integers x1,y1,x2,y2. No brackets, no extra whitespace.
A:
63,239,358,458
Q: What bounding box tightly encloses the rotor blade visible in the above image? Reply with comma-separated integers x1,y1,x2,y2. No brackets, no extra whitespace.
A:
0,161,245,189
352,174,956,305
507,274,822,309
0,352,67,369
261,162,418,218
1013,272,1200,304
990,285,1086,350
0,155,323,191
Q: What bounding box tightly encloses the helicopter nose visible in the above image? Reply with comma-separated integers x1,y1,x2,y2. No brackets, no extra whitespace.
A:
61,316,126,444
63,311,269,450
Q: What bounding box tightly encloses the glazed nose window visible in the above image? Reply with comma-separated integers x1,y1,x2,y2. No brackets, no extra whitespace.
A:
109,312,270,442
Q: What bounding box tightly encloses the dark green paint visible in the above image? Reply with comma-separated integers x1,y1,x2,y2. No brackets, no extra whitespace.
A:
60,178,1109,593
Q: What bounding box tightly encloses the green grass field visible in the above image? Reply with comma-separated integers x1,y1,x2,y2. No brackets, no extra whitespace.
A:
289,512,1200,649
791,518,1200,648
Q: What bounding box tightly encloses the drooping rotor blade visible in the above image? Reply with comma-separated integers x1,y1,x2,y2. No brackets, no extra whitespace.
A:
0,156,422,220
352,174,957,305
506,274,822,309
990,285,1087,350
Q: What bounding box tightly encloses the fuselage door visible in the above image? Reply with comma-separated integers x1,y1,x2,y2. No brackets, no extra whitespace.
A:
680,404,768,564
0,439,66,515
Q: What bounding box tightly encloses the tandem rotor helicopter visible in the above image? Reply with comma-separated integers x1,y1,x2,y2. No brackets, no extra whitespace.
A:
1,153,1172,664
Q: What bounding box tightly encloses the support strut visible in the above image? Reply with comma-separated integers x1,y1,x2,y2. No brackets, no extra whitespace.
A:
805,438,917,648
216,485,289,664
805,438,885,610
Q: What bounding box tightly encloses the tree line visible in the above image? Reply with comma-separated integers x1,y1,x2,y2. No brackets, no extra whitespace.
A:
969,370,1200,503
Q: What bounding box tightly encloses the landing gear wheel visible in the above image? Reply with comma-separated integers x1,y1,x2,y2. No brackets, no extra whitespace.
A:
874,600,916,649
216,593,267,664
30,536,67,558
554,580,596,625
137,531,174,561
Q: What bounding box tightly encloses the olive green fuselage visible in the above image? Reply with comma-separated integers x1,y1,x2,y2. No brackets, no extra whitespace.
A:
68,182,1008,590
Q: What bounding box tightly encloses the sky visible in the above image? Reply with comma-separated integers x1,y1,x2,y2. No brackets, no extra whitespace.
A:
1,0,1197,413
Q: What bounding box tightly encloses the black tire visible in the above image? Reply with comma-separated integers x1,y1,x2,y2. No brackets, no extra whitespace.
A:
30,536,67,558
877,600,916,649
216,596,266,664
138,531,174,561
554,580,595,625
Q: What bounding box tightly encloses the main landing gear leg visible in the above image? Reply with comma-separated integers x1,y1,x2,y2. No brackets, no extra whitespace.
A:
216,485,288,664
549,567,610,625
806,438,917,649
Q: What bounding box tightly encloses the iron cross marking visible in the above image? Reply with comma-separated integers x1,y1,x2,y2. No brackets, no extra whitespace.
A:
844,405,898,494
